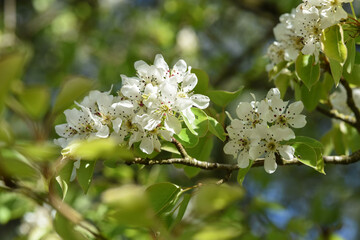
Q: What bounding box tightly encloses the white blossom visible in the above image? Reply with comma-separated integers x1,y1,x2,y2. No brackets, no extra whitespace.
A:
250,126,295,173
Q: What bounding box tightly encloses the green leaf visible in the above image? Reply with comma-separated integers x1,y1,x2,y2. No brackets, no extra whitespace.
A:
328,58,343,86
15,141,59,162
54,213,88,240
0,120,14,145
174,128,199,148
191,68,209,95
102,185,154,227
160,142,180,155
283,136,325,174
343,64,360,85
67,138,133,161
321,24,347,63
208,116,226,141
295,53,320,90
186,136,213,161
170,193,191,229
237,160,253,185
320,72,335,101
300,80,322,111
0,148,40,180
52,77,94,115
274,72,290,98
77,161,96,194
268,61,287,80
146,182,182,215
0,52,26,113
344,38,356,74
207,87,243,107
183,166,201,178
182,108,209,137
17,86,50,120
194,184,243,215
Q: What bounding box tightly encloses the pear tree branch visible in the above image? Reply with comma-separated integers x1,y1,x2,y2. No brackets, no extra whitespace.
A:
125,149,360,172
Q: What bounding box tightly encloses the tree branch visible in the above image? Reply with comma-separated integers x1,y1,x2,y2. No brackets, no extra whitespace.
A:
316,106,357,127
125,150,360,171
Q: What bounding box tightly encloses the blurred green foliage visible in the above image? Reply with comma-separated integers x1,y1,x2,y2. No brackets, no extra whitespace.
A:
0,0,360,240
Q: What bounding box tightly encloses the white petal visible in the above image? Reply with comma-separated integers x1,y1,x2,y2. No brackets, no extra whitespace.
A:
237,151,250,168
236,102,253,119
111,118,122,133
223,140,238,158
173,59,187,73
95,125,109,138
278,145,295,160
266,88,281,99
121,84,140,100
129,131,141,147
249,144,265,159
182,108,195,123
159,129,173,141
273,126,295,141
143,115,162,131
288,115,307,128
182,73,197,92
190,94,209,109
165,115,182,134
264,153,277,174
154,54,169,70
140,137,154,154
153,135,161,152
287,101,304,115
175,97,193,111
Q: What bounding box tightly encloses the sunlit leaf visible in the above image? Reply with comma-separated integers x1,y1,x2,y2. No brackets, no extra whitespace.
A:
207,87,243,107
174,128,199,148
208,116,226,142
17,86,50,120
77,161,96,194
321,24,347,63
295,53,320,90
192,68,209,95
194,184,243,215
182,108,209,137
237,160,253,185
146,182,182,215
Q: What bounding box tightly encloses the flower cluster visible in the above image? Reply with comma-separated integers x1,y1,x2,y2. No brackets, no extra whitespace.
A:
267,0,352,70
224,88,307,173
55,54,210,155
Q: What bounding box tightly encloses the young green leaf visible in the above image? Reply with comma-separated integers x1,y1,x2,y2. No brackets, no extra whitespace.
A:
283,136,325,174
207,87,243,107
237,160,253,185
17,86,50,120
0,52,26,113
191,68,209,95
300,80,322,111
52,77,94,115
182,108,209,137
328,58,342,86
321,24,347,64
146,182,182,215
295,53,320,90
77,161,96,194
344,38,356,74
208,116,226,142
174,128,199,148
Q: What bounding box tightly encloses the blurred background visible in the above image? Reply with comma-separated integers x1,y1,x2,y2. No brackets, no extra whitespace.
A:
0,0,360,239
